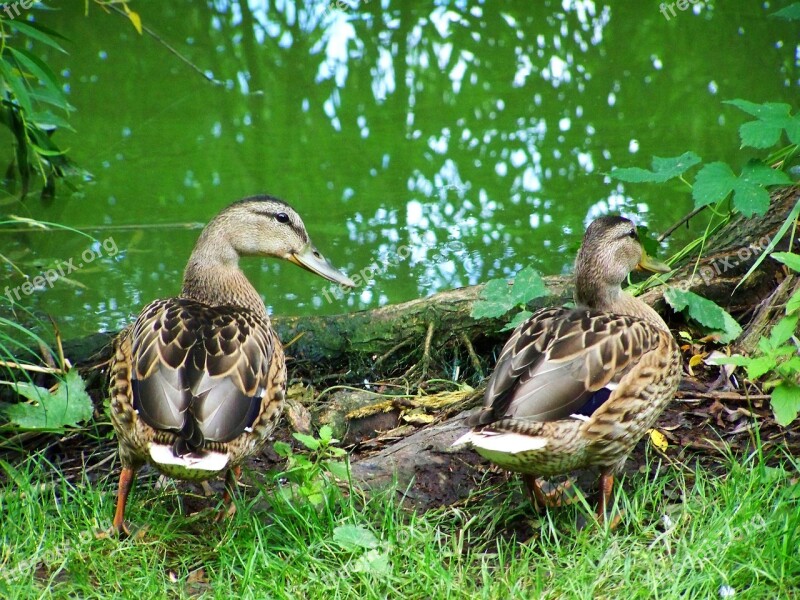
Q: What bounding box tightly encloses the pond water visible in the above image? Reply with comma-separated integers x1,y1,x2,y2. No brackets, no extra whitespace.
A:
2,0,798,339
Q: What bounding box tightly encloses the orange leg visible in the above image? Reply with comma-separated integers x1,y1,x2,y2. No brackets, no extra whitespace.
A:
112,466,136,536
596,470,615,524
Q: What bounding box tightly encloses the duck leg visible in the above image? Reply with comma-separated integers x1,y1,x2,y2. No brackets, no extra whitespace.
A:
597,469,618,529
216,465,242,521
111,466,136,536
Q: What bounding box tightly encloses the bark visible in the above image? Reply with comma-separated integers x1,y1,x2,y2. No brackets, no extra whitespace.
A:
738,273,800,355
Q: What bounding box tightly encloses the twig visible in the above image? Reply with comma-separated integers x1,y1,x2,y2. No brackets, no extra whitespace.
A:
0,359,64,375
282,331,306,350
81,451,116,475
50,316,68,372
407,322,435,384
675,390,771,401
373,339,414,370
657,205,706,243
106,4,263,95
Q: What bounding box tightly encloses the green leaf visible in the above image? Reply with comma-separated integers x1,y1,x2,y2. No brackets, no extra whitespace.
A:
501,310,533,332
7,48,64,101
692,161,791,217
510,266,548,306
318,425,333,443
273,441,292,457
332,525,380,550
0,57,34,115
777,356,800,377
736,163,793,215
786,289,800,315
30,110,74,131
771,2,800,19
471,267,547,321
6,20,67,53
470,278,513,319
744,355,778,380
693,162,736,208
725,99,800,147
710,354,751,367
292,432,320,451
664,287,742,343
769,315,799,346
324,460,350,481
609,151,701,183
29,85,75,112
3,370,92,431
771,382,800,426
28,142,68,157
353,549,392,576
771,252,800,273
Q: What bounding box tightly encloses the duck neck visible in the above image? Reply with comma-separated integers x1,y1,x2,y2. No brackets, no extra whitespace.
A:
180,227,267,316
575,271,669,332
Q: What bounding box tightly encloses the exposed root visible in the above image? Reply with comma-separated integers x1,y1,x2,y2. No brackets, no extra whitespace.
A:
344,388,471,422
373,339,415,370
460,333,484,379
404,321,435,384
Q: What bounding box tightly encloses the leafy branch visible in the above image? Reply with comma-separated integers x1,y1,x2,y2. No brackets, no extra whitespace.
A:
0,14,79,198
712,252,800,426
273,425,350,505
609,99,798,218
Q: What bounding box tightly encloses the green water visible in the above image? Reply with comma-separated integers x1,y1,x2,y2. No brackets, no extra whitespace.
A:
2,1,798,338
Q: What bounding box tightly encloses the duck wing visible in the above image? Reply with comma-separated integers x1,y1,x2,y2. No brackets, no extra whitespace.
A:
130,297,276,453
468,307,663,426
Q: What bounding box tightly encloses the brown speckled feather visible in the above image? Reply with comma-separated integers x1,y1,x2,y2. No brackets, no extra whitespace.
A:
470,326,680,476
109,300,286,477
130,297,276,451
105,196,354,534
469,307,665,427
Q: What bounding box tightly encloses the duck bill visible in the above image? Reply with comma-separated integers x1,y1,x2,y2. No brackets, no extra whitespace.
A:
288,243,356,287
636,251,672,274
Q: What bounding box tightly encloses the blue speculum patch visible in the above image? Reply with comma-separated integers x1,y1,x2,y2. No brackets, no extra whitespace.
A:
574,387,612,417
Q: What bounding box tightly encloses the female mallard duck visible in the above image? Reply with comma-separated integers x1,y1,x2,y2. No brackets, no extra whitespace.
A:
455,216,681,522
108,195,354,534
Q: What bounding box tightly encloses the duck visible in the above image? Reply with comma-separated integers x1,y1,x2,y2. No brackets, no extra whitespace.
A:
454,215,681,522
107,195,355,535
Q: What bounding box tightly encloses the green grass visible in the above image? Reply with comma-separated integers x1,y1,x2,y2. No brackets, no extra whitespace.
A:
1,449,798,599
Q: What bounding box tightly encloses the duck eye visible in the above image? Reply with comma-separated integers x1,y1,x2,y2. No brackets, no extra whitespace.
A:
627,229,637,239
275,213,290,223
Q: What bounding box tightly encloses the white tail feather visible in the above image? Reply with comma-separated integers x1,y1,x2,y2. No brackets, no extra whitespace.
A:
148,444,229,472
452,429,547,454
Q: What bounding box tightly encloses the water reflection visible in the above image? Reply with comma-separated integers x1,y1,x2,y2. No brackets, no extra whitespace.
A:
7,0,798,337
